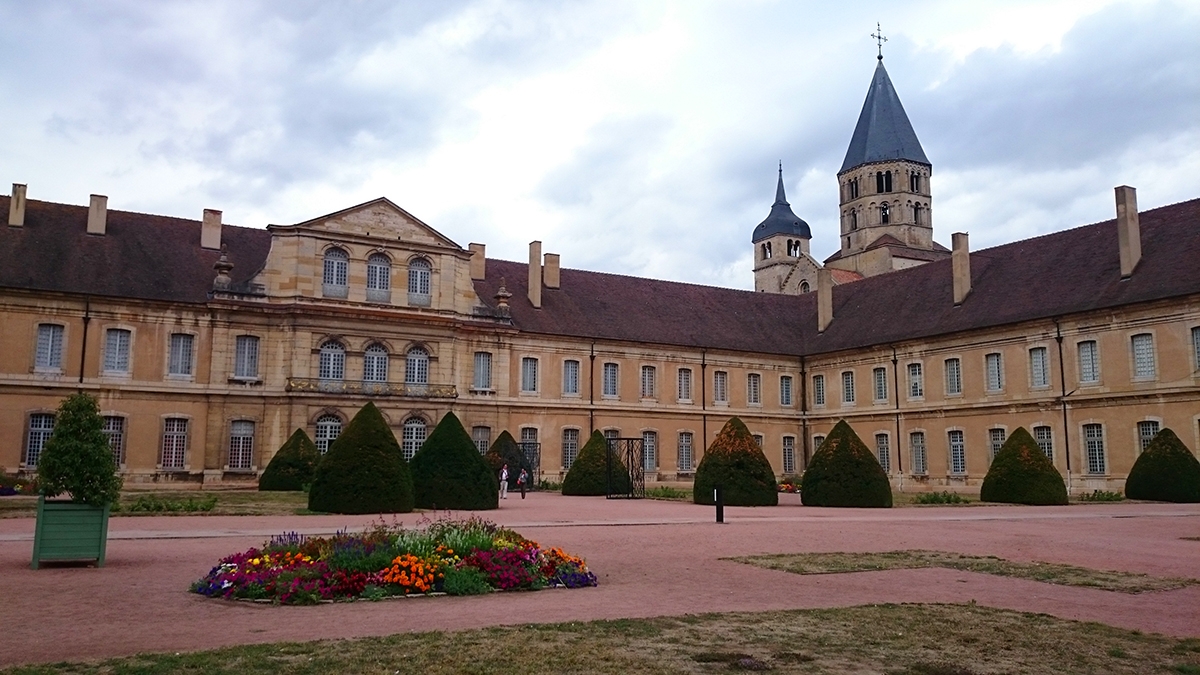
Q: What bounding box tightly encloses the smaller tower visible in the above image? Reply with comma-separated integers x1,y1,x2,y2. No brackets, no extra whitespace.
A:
752,166,818,294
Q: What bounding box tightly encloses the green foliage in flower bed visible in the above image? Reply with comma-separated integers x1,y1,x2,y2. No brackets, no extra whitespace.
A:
980,427,1068,506
1125,428,1200,503
308,403,415,514
115,494,217,513
189,516,597,604
801,420,891,508
913,491,970,505
693,417,778,506
563,430,631,496
1080,490,1125,502
411,412,498,510
259,429,320,492
37,392,123,506
0,474,38,496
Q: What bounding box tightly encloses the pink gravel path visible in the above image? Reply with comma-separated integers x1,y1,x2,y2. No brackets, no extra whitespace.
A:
1,494,1198,667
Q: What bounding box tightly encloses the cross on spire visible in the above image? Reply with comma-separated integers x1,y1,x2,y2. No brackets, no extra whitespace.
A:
871,22,887,61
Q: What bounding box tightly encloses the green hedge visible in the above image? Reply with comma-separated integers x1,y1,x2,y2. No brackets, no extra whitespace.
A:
410,412,499,510
800,420,891,508
979,427,1067,505
259,428,320,491
693,417,778,506
562,430,631,496
307,403,414,514
37,392,123,506
1125,428,1200,503
484,430,535,489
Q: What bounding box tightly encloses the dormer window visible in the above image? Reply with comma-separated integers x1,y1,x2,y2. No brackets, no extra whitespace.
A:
407,258,432,306
366,253,392,303
322,248,349,298
880,203,890,224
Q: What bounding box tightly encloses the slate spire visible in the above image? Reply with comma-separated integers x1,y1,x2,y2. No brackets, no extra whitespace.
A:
839,60,929,173
752,164,811,243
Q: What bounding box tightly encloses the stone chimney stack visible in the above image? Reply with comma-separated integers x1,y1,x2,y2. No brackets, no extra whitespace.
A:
87,194,108,235
201,209,222,250
543,253,560,289
469,243,486,280
952,232,971,305
528,240,542,309
8,183,26,227
817,268,833,333
1115,185,1141,278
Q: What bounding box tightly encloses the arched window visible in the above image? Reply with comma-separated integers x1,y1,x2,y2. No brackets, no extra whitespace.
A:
850,209,858,230
407,258,432,306
315,414,342,455
876,171,884,193
402,417,427,460
318,341,345,381
913,203,922,225
761,243,768,260
405,346,429,385
363,343,389,383
910,172,921,193
322,248,349,298
366,253,391,303
800,280,810,293
880,203,890,224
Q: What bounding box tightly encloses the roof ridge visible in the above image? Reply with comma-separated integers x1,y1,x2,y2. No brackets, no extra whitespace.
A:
4,196,261,231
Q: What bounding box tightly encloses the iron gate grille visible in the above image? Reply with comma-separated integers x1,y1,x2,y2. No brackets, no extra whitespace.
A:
605,437,645,499
518,442,541,488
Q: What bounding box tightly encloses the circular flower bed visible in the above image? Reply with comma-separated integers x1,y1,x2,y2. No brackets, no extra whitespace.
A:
190,516,597,605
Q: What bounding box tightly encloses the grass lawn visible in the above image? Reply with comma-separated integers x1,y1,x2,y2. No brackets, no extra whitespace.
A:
3,603,1199,674
0,490,310,518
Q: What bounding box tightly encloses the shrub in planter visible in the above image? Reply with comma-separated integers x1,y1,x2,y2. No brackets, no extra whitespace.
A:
801,420,892,508
410,412,498,510
562,430,632,496
259,428,320,491
37,392,123,506
1124,428,1200,503
980,427,1068,505
693,417,778,506
484,431,535,489
307,402,414,514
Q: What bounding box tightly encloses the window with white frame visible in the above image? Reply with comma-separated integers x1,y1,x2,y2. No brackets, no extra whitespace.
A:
562,428,580,470
948,430,966,475
363,344,389,383
872,367,887,402
402,417,427,460
103,416,125,466
813,374,826,406
322,248,349,298
472,426,491,454
842,371,856,404
562,359,580,395
314,415,342,454
521,357,538,393
642,431,657,471
783,436,796,474
641,366,657,399
228,420,254,470
318,341,345,380
407,258,432,306
1084,423,1106,474
1137,420,1160,453
910,431,927,475
677,368,693,401
161,418,188,470
985,353,1004,392
875,433,891,473
602,363,619,398
521,427,539,450
907,363,923,398
678,432,694,472
104,328,131,374
1078,340,1100,384
713,370,728,403
813,435,826,452
747,373,761,405
25,413,54,466
366,253,391,302
945,358,962,395
988,428,1006,461
1131,333,1156,379
168,333,194,376
1029,346,1049,388
473,352,493,390
234,335,259,379
780,375,793,406
35,324,64,371
405,347,429,385
1034,425,1053,460
753,434,764,449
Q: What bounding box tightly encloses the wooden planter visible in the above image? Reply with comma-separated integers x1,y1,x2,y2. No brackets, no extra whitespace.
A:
31,497,110,569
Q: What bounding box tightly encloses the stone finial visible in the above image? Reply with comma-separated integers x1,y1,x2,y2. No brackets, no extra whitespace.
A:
494,278,512,318
212,245,234,291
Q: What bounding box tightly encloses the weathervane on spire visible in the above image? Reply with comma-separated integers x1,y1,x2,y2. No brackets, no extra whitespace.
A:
871,22,887,61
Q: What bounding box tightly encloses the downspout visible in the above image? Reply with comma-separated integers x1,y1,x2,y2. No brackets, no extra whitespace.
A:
78,297,91,386
892,346,903,490
700,350,708,449
1054,320,1072,496
588,341,596,434
799,355,809,469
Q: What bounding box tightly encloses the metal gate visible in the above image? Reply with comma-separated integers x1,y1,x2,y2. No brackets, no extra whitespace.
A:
518,442,541,487
605,437,645,499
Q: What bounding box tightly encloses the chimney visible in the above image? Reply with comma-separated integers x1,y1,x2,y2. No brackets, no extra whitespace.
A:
528,240,542,308
817,268,833,333
8,183,26,227
202,209,222,250
543,253,560,289
952,232,971,305
87,194,108,235
468,243,486,280
1115,185,1140,278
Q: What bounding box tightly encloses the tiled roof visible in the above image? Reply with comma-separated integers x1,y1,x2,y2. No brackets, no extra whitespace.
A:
824,234,950,264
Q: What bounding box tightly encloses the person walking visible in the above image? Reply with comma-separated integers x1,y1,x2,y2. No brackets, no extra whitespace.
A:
517,468,529,499
499,464,509,500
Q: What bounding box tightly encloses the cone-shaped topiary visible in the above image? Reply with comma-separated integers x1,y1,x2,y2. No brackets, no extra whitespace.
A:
693,417,778,506
562,430,632,496
980,427,1068,505
1125,428,1200,503
307,403,414,514
801,420,892,508
410,411,498,510
259,428,320,491
37,392,123,506
484,430,535,489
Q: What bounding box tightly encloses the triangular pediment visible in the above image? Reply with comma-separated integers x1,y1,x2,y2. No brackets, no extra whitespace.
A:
272,198,461,249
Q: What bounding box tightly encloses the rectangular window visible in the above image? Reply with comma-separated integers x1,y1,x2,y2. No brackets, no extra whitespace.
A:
873,367,887,402
472,426,491,454
642,431,657,471
35,324,65,370
842,371,855,404
783,436,796,474
563,359,580,395
520,357,538,393
520,426,539,445
562,428,580,470
104,328,131,373
473,352,493,390
228,420,254,470
1034,426,1053,460
714,371,728,403
234,335,259,379
1193,327,1200,372
168,333,194,376
161,418,188,470
875,433,891,473
780,375,793,406
1078,340,1100,384
813,374,825,406
1084,423,1106,474
907,363,923,398
25,413,55,467
814,435,826,452
678,432,694,472
910,432,927,475
747,373,761,405
603,428,619,444
945,358,962,395
985,353,1004,392
753,434,764,449
602,363,619,398
1137,420,1160,453
677,368,693,401
948,430,966,475
989,428,1007,461
1029,346,1049,388
103,416,125,466
641,366,657,399
1131,333,1156,379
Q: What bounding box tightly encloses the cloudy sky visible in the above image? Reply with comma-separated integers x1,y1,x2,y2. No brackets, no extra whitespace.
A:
2,0,1197,289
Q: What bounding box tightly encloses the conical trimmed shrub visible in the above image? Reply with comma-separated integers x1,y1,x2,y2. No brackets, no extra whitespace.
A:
980,427,1067,505
693,417,778,506
484,430,535,489
37,392,123,506
307,403,414,514
563,430,632,496
410,412,498,510
259,429,320,491
801,420,891,507
1125,428,1200,503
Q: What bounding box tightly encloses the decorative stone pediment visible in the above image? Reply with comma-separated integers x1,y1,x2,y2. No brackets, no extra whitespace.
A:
271,198,461,250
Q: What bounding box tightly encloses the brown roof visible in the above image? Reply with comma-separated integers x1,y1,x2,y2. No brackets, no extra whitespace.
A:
824,233,950,264
828,268,864,284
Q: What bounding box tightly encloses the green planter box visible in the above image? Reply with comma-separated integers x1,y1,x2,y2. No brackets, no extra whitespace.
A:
31,497,110,569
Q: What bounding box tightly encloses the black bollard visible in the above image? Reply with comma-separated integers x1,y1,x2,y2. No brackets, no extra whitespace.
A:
715,484,724,523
